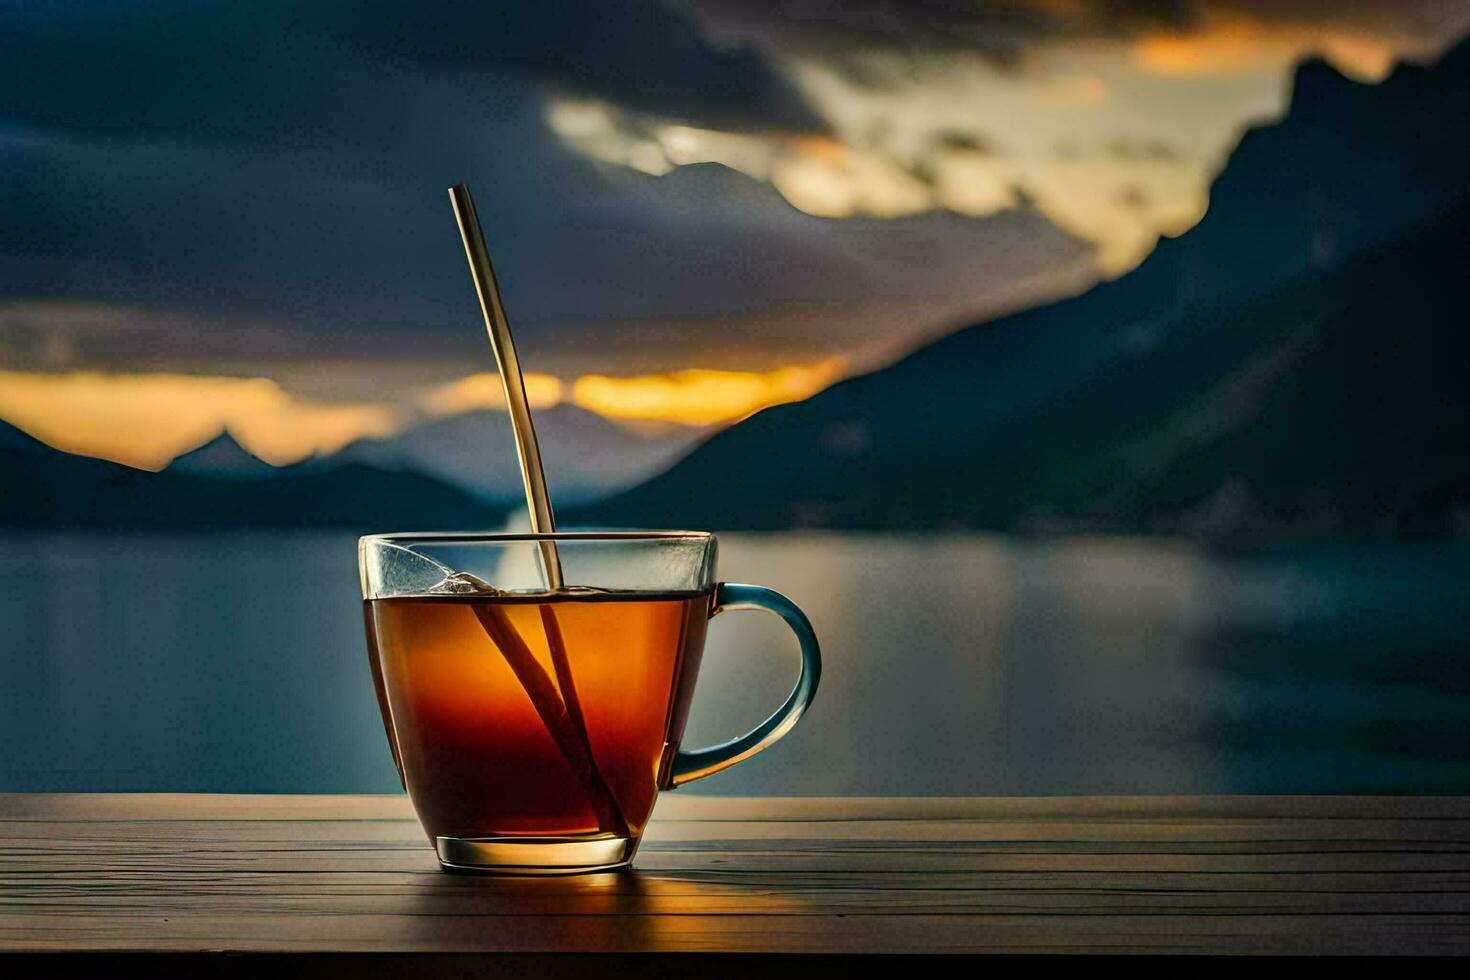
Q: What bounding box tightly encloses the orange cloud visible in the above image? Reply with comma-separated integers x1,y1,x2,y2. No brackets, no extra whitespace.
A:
0,361,851,470
1032,73,1110,106
1134,13,1405,82
0,371,398,469
417,371,565,415
571,359,847,426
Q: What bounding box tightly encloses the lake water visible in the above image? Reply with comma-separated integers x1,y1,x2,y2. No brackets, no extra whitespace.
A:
3,529,1468,795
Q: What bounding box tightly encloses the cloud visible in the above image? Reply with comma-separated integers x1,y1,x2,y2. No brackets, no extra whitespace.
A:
0,0,1103,385
323,0,825,134
0,358,852,469
1031,73,1112,106
0,371,399,469
0,1,822,148
418,373,565,415
0,301,321,372
1126,3,1470,81
688,2,1470,77
547,1,1470,273
570,359,848,426
8,0,1462,400
543,54,1196,271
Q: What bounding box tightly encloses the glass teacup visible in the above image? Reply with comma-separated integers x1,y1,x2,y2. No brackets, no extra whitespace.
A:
359,531,820,874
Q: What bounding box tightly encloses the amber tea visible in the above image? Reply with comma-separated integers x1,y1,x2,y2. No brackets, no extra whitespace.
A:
366,589,710,843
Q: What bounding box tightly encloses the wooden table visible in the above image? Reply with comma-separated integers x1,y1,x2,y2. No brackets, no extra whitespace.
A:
3,794,1468,971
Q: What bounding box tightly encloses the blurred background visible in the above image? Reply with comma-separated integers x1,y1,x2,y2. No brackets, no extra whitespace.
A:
4,1,1470,795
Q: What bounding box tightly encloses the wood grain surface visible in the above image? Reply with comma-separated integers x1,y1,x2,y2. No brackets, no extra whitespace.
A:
2,794,1468,960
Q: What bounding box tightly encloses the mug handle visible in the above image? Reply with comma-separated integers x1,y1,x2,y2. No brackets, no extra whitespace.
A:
670,582,822,786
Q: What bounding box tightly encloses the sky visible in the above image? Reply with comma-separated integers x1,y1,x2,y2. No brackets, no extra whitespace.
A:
2,1,1468,469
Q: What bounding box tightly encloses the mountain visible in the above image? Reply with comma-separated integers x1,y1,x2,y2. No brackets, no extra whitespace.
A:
151,403,704,509
1,420,505,529
338,404,706,506
0,418,58,456
574,45,1470,539
169,430,278,480
813,205,1470,539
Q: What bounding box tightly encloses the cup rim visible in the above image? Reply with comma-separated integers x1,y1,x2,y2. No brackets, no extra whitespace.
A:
361,530,713,545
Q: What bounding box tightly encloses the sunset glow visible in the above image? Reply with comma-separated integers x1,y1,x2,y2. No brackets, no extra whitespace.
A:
0,372,398,470
0,361,849,470
571,359,847,426
417,372,565,416
1134,14,1409,82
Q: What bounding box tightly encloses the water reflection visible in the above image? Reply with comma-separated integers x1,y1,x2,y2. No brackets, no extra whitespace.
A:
1,529,1467,794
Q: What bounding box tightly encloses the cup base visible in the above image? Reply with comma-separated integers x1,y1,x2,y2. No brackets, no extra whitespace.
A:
435,834,636,875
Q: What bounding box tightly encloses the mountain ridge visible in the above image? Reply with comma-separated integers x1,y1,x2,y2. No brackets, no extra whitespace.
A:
0,419,506,529
334,403,707,506
169,430,278,480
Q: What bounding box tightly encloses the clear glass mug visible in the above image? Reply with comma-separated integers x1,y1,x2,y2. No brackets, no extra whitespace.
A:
359,531,821,874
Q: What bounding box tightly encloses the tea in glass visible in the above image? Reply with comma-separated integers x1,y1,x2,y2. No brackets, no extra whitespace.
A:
366,590,709,843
